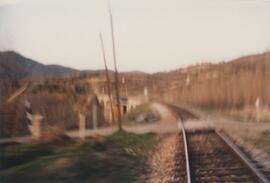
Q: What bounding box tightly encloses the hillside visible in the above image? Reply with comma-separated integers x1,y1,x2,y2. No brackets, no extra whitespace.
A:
0,51,78,79
1,50,270,135
156,51,270,116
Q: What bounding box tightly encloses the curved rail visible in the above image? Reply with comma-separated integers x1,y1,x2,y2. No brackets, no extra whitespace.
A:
171,103,192,183
178,119,191,183
175,106,192,183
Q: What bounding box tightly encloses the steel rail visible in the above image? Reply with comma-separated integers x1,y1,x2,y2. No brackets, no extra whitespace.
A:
216,130,269,183
181,123,191,183
172,103,191,183
177,114,191,183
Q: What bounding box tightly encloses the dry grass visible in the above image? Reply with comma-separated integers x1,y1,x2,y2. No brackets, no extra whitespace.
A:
225,106,270,122
161,52,270,117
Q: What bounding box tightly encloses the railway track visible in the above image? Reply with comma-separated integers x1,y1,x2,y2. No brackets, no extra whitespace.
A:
170,104,269,183
187,129,265,182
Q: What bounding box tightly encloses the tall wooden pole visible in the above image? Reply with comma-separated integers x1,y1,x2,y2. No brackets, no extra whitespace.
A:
108,4,122,131
99,33,115,124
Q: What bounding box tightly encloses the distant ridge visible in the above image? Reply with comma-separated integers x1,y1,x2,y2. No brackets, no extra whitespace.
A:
0,51,78,79
1,50,269,80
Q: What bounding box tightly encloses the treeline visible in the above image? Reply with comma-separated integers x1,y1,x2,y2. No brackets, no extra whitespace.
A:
162,52,270,109
0,79,22,104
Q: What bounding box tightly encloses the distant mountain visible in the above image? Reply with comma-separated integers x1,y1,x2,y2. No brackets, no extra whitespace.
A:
0,51,78,79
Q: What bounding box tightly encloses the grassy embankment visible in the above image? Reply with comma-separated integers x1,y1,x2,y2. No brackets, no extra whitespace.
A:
0,131,158,183
245,131,270,154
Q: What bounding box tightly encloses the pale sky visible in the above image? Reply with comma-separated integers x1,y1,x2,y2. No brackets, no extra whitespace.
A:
0,0,270,72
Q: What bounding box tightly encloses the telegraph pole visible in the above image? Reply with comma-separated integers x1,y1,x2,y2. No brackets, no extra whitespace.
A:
99,33,115,124
108,3,122,131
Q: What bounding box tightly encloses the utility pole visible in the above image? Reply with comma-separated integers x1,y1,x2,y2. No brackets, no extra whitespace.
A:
122,77,128,97
99,33,115,124
108,3,122,131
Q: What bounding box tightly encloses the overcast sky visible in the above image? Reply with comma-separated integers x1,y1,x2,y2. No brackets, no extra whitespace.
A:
0,0,270,72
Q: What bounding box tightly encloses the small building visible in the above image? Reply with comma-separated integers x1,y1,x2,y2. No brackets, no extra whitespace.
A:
96,94,145,124
119,96,128,114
